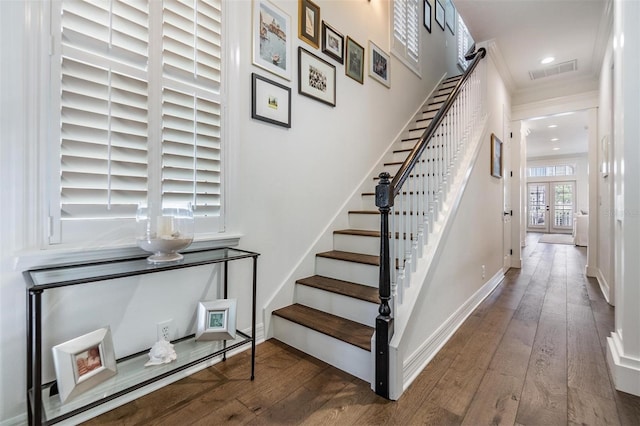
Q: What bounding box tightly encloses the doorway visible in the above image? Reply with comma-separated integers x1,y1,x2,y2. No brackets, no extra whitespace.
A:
527,181,575,234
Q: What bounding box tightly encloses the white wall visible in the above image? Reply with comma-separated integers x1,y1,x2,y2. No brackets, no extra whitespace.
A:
398,48,510,386
597,37,615,302
0,0,462,421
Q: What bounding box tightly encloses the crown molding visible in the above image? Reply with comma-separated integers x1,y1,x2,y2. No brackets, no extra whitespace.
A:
478,39,515,93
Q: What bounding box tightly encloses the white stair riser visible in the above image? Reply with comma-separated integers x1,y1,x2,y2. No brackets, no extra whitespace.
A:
295,285,378,327
348,212,379,230
361,193,376,209
408,127,428,139
316,257,378,287
273,316,372,382
334,233,379,256
392,151,411,163
383,163,401,176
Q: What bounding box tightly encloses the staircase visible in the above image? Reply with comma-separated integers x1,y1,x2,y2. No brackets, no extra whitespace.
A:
272,75,463,383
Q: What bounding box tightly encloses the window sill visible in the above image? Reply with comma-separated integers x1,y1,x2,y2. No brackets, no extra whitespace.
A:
15,233,243,271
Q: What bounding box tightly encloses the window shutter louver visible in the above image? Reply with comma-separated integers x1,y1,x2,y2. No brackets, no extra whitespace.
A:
392,0,420,74
59,1,149,220
53,0,223,244
161,0,222,218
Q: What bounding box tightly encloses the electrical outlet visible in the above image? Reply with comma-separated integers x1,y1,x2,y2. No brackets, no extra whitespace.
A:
481,265,486,279
157,319,173,341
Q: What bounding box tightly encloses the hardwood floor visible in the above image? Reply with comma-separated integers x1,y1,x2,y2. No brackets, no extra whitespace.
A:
86,233,640,425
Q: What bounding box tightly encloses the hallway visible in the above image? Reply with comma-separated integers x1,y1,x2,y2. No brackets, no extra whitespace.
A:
88,234,640,425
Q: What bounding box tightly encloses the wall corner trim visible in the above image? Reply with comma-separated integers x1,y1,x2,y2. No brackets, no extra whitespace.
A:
607,332,640,397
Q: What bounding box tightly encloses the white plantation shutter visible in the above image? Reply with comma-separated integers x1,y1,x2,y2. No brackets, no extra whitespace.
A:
392,0,421,75
51,0,223,245
457,14,473,70
161,0,221,216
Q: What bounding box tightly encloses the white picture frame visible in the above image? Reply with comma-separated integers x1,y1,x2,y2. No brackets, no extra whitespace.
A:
368,41,390,88
52,327,117,404
252,0,292,81
195,299,237,341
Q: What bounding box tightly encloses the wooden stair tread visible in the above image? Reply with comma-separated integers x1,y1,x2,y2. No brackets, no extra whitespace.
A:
334,228,379,237
296,275,379,304
317,250,379,266
273,304,373,351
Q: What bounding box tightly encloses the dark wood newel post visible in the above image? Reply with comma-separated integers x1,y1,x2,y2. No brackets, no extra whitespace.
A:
375,172,394,398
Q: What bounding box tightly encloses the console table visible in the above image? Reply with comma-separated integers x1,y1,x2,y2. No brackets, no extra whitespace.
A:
23,247,259,425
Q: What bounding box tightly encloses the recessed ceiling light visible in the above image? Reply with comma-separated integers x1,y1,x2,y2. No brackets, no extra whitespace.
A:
541,56,555,65
552,147,560,151
548,124,558,128
551,138,559,142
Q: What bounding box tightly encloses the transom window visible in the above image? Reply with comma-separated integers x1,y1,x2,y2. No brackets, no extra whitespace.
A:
528,164,576,177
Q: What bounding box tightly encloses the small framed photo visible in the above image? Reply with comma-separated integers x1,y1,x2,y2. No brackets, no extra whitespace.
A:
298,46,336,107
445,0,455,35
368,41,390,88
345,36,365,84
299,0,320,48
491,133,503,178
424,0,432,33
52,327,117,403
321,21,344,64
252,0,292,81
196,299,237,341
435,0,445,31
251,73,292,128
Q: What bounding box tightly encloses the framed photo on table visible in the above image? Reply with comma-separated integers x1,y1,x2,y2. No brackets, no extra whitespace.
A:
299,0,320,48
196,299,237,341
491,133,503,178
52,327,117,403
251,73,292,128
252,0,292,81
298,46,336,106
345,36,365,84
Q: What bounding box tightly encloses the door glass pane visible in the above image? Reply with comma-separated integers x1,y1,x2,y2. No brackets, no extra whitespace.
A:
553,183,574,228
528,184,546,227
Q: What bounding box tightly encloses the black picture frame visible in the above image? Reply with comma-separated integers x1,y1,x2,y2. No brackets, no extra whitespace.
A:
345,36,365,84
298,46,337,106
435,0,445,31
445,0,455,35
321,21,344,64
251,73,292,128
299,0,320,48
424,0,432,33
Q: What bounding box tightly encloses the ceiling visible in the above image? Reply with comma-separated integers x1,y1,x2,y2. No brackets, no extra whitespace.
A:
454,0,610,159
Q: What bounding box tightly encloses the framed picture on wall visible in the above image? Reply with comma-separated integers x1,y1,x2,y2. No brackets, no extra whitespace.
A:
321,21,344,64
299,0,321,48
345,36,365,84
491,133,503,178
435,0,445,31
195,299,237,341
252,0,292,81
251,73,292,128
445,0,455,35
298,46,336,106
368,41,390,87
424,0,432,33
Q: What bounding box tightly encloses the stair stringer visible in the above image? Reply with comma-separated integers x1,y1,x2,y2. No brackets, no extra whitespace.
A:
382,114,496,400
261,73,450,341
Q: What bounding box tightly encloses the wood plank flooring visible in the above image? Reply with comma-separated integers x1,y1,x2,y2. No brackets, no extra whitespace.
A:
86,233,640,425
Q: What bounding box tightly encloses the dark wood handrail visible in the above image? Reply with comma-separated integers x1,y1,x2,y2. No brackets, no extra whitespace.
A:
373,46,487,399
390,47,487,199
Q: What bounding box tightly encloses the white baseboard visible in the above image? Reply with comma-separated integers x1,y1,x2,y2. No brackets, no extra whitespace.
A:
607,332,640,396
401,270,505,392
595,267,613,305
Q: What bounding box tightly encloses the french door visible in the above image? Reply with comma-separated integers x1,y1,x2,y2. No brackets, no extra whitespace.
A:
527,181,575,233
